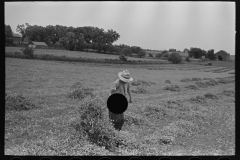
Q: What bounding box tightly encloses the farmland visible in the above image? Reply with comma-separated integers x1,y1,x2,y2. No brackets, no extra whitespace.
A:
5,57,235,155
5,47,166,62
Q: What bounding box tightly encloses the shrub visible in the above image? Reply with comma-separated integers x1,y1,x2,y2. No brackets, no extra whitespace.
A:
148,54,153,57
21,46,34,58
155,53,163,58
119,54,127,62
121,48,132,56
168,52,182,64
5,93,37,111
185,57,191,62
67,82,95,100
163,85,181,92
162,53,169,58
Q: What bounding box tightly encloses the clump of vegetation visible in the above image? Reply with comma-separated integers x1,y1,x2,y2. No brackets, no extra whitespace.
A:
167,52,182,64
131,80,156,86
148,53,153,57
163,85,181,92
204,62,212,66
165,80,171,84
67,82,95,100
165,100,187,111
203,78,214,80
155,53,163,58
192,78,202,81
185,56,191,62
195,81,208,88
190,96,206,104
124,114,148,126
73,97,119,150
21,46,34,59
73,97,141,151
180,78,192,82
185,85,198,90
132,86,147,94
5,93,37,111
119,54,128,62
204,93,218,99
217,78,235,84
221,90,235,97
205,79,218,86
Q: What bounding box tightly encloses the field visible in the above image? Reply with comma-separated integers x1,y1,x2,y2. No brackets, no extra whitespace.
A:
5,57,235,155
5,47,166,62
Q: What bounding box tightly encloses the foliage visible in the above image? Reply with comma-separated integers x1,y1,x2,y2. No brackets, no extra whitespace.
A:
137,50,146,58
5,93,37,111
162,52,169,58
119,54,128,61
206,49,216,60
163,85,181,92
189,47,207,59
185,56,190,62
21,46,34,58
155,53,163,58
148,53,153,57
68,82,95,100
167,52,182,64
121,48,132,56
5,24,13,45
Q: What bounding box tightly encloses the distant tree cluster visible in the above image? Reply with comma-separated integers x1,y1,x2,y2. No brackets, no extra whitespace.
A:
188,47,216,60
15,23,121,52
5,24,13,45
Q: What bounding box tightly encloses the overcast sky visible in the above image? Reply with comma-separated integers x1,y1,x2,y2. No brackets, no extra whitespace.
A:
5,2,235,55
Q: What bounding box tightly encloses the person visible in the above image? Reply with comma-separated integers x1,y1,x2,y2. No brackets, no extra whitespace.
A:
108,70,133,131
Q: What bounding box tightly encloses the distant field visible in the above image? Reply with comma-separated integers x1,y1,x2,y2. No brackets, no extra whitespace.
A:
5,47,166,62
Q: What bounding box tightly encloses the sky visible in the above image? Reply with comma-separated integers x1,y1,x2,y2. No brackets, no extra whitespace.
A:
5,2,235,55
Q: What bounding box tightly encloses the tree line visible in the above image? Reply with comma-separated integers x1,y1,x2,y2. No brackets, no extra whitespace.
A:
5,23,147,57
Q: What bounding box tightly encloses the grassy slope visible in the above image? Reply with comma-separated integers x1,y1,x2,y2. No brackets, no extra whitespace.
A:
5,47,165,62
5,58,235,155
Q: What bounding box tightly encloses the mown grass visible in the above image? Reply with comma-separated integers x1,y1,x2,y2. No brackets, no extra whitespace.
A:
5,57,235,155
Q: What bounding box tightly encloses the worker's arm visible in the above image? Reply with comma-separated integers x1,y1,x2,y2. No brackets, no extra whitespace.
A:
109,82,117,96
127,83,132,103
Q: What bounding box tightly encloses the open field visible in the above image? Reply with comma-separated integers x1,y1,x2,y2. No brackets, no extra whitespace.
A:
5,57,235,155
5,47,166,62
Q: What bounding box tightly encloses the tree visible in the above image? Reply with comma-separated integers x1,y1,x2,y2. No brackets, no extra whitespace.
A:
131,46,142,54
16,23,30,40
137,50,146,58
168,52,182,64
189,47,206,59
5,24,13,45
206,49,216,60
121,48,132,56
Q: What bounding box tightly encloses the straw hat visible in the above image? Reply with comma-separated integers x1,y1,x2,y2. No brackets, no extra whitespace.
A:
118,70,133,83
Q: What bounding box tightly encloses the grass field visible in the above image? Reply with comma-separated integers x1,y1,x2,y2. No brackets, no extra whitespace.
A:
5,47,166,62
5,56,235,155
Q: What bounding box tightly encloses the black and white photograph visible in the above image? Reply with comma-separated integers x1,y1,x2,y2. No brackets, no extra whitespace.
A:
5,1,235,156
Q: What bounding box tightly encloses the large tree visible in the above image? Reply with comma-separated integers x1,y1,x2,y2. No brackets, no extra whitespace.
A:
5,24,13,45
206,49,216,60
16,23,30,40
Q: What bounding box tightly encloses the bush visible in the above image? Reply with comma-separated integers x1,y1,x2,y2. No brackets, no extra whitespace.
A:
137,50,146,58
168,52,182,64
21,46,34,58
148,54,153,57
119,54,128,62
185,57,190,62
162,53,169,58
67,82,95,100
5,93,37,111
155,53,163,58
121,48,132,56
